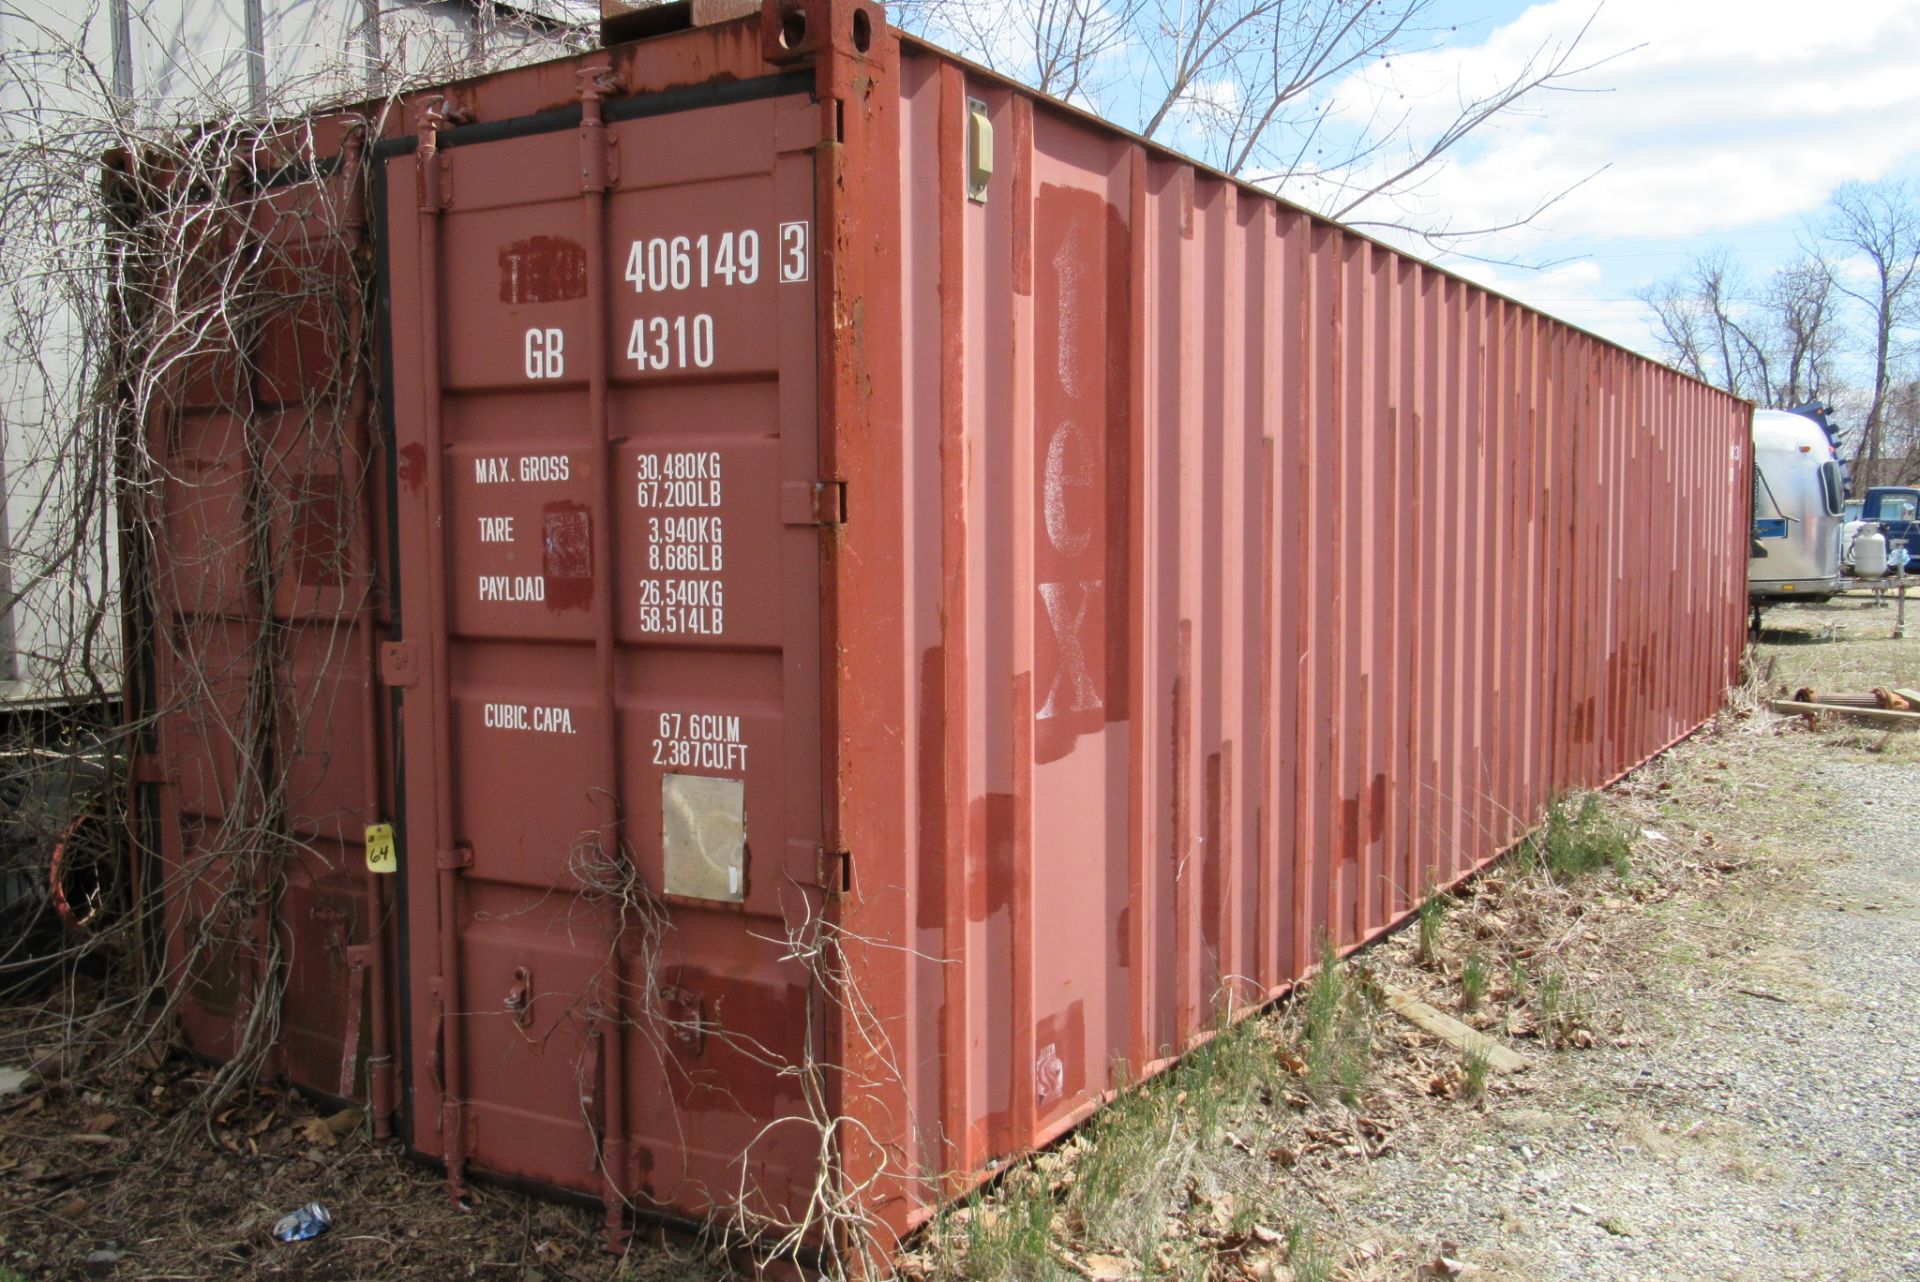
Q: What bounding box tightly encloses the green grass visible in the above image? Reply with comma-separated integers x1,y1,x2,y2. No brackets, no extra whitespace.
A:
1507,954,1531,1002
1183,1014,1285,1137
1459,950,1489,1013
1301,937,1374,1107
956,1177,1060,1282
1287,1223,1337,1282
1536,966,1588,1049
1416,889,1447,966
1066,1086,1171,1248
1534,792,1635,881
1463,1041,1492,1103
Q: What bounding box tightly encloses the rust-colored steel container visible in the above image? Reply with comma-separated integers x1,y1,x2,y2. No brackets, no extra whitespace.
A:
121,0,1751,1257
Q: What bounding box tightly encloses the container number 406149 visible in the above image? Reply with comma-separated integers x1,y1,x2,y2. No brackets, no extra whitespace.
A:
624,231,759,293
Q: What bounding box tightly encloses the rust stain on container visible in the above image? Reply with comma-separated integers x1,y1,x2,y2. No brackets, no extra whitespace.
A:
499,235,588,304
122,0,1752,1261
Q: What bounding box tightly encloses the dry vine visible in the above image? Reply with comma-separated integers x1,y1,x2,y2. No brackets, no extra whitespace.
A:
0,0,583,1153
1,5,921,1271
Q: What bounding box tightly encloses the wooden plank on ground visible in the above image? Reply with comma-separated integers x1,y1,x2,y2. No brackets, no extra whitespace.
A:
1378,983,1531,1074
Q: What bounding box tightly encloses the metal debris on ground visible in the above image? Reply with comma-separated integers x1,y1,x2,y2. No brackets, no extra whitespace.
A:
1772,686,1920,727
270,1202,332,1243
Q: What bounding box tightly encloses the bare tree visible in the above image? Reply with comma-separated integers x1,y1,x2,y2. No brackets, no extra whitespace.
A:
1878,373,1920,486
1638,252,1767,401
1821,179,1920,489
1765,257,1840,409
888,0,1618,249
1637,251,1841,410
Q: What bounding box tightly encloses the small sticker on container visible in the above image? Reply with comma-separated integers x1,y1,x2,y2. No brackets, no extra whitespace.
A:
1034,1043,1066,1107
364,823,397,874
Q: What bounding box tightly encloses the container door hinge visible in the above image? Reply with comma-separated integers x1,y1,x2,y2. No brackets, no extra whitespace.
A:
417,152,451,212
436,843,473,871
579,128,618,191
576,66,623,192
380,640,419,688
782,480,845,526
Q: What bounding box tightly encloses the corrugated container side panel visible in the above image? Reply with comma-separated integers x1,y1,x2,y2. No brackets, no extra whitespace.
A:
852,36,1749,1238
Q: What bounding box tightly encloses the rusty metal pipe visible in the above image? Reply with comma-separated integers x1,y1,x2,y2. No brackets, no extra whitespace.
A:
335,121,399,1143
577,67,631,1248
414,106,469,1202
356,570,396,1140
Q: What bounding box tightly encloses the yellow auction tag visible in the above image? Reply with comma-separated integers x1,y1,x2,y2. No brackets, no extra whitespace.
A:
365,822,397,874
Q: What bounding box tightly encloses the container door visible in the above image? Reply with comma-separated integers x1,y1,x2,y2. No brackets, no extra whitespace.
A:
381,83,828,1220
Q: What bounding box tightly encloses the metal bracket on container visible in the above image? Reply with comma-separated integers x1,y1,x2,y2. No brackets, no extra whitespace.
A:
784,838,850,893
506,966,533,1028
781,479,845,525
576,65,624,192
379,640,419,688
338,944,373,1098
760,0,883,66
415,97,470,212
966,98,993,202
436,843,473,871
417,151,452,212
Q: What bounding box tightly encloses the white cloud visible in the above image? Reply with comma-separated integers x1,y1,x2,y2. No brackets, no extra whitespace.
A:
1329,0,1920,244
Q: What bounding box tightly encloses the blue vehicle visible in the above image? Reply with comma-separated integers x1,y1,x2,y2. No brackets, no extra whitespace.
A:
1860,485,1920,572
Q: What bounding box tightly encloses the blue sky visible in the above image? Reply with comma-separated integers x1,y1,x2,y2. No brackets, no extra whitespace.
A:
1348,0,1920,361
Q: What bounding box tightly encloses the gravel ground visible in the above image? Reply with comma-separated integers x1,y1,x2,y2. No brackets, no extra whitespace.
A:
1337,756,1920,1282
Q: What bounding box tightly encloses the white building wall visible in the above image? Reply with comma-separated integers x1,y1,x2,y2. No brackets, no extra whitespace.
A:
0,1,591,705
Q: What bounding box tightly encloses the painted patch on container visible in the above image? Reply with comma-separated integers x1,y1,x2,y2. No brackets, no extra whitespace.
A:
1033,183,1130,762
498,236,587,305
541,501,592,611
398,443,426,494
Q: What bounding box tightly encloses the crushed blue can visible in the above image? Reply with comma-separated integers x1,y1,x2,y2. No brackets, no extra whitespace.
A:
271,1202,332,1243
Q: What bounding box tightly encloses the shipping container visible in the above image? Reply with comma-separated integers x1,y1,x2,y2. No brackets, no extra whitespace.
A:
116,0,1752,1259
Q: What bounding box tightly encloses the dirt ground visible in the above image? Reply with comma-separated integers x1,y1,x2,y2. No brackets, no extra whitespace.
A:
1,592,1914,1282
1324,594,1920,1281
0,1005,696,1281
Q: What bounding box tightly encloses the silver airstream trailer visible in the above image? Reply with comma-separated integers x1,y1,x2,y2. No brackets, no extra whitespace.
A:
1749,407,1845,606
